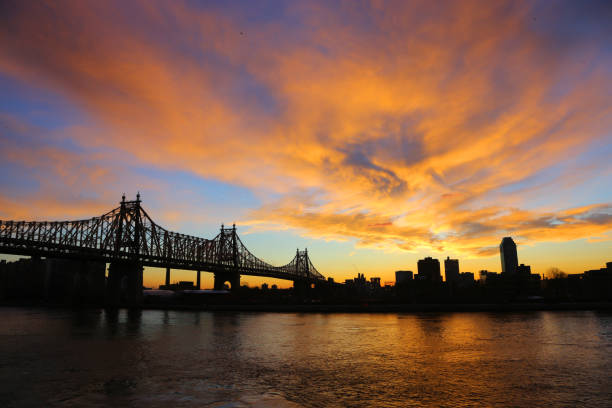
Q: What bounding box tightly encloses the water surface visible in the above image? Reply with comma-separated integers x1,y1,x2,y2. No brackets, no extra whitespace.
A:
1,308,611,407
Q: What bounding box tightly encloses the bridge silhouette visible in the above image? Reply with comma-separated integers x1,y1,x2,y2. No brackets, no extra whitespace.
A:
0,194,326,304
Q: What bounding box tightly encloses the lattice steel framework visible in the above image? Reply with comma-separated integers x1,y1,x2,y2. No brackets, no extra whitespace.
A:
0,195,325,281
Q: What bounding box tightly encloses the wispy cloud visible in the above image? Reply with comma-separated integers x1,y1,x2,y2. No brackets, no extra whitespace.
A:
0,0,610,257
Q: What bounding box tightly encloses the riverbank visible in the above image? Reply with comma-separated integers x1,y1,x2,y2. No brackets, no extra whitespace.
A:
141,302,612,313
3,300,612,313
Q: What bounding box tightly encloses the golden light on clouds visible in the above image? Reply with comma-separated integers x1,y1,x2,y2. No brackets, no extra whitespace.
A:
0,0,610,270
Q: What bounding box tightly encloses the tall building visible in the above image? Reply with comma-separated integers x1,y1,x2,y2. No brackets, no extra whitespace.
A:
417,257,441,282
444,256,460,283
395,270,413,285
500,237,518,275
459,272,475,286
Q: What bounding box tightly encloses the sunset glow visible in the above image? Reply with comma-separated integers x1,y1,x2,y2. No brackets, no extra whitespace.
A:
1,0,610,287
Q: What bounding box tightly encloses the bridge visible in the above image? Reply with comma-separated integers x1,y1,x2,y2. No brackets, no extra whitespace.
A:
0,194,326,304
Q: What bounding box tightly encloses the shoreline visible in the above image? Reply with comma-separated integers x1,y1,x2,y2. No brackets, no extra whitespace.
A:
141,302,612,313
2,301,612,313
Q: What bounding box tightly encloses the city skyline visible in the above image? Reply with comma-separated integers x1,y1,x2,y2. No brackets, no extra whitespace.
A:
0,194,604,290
1,1,611,288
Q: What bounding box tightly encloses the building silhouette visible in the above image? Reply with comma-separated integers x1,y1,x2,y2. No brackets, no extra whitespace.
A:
0,258,105,303
500,237,518,275
479,270,499,282
459,272,475,287
395,270,413,285
417,257,441,282
444,257,460,283
517,263,531,276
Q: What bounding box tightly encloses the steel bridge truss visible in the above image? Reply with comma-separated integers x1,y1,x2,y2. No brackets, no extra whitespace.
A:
0,195,324,282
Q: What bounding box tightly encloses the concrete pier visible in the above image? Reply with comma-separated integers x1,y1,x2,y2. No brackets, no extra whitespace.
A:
107,261,143,307
213,271,239,291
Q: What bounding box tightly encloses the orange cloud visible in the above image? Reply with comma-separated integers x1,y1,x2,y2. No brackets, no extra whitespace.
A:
0,0,610,258
245,198,612,257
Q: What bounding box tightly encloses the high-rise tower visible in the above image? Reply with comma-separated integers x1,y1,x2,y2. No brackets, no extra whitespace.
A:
444,256,460,283
500,237,518,275
417,257,442,282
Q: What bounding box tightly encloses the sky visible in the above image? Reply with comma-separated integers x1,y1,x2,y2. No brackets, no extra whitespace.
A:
0,0,611,288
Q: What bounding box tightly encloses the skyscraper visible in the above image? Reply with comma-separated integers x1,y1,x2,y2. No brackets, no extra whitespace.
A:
500,237,518,275
395,270,413,285
417,257,442,282
444,256,460,283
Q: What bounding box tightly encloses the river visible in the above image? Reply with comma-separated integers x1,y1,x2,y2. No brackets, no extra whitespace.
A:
1,307,611,407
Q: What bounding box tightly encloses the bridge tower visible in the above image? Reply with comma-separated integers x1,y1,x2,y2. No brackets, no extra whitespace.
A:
106,193,144,307
213,223,240,291
293,248,313,297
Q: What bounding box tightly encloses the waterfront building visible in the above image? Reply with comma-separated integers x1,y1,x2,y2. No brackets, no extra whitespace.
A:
500,237,519,275
479,270,499,282
584,267,611,278
354,273,367,286
459,272,475,287
159,281,196,290
0,257,105,303
417,257,442,282
395,270,413,285
517,264,531,276
444,256,460,283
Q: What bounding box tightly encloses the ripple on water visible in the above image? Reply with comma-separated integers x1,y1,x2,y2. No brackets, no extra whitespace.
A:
1,308,612,408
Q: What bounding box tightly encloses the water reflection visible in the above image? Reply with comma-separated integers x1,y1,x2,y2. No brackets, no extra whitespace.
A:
101,308,143,338
70,309,103,336
0,308,611,407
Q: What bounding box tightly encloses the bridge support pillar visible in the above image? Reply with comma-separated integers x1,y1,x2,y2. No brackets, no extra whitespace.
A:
106,261,143,307
293,279,311,298
196,270,201,290
74,260,100,305
165,267,171,286
213,272,239,292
